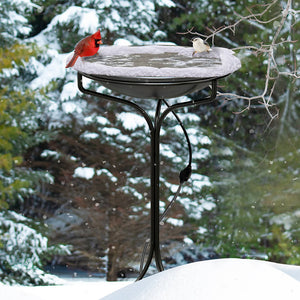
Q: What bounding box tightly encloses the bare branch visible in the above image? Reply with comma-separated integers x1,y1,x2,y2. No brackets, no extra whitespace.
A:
217,0,296,121
177,0,298,123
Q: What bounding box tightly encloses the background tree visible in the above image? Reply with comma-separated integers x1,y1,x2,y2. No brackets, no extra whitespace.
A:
1,0,299,283
0,0,70,285
19,0,209,280
164,0,300,262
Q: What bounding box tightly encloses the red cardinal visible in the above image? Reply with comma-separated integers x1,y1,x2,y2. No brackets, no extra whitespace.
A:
65,29,103,68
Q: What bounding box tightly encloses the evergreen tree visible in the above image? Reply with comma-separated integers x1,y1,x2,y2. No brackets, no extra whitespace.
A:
0,210,70,285
3,0,298,282
20,0,216,280
0,0,69,285
164,0,300,263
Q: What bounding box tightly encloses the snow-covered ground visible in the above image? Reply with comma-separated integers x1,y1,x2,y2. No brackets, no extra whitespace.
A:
2,258,300,300
0,277,132,300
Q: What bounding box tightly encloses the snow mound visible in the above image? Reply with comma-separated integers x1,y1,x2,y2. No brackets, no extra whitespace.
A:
101,258,300,300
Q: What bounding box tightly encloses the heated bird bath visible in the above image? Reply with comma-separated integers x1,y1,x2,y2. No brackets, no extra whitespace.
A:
72,45,241,280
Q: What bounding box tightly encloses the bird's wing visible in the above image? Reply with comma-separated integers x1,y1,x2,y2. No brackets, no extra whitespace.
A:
74,38,88,55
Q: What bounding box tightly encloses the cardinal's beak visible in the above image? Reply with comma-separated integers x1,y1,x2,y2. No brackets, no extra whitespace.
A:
98,40,103,45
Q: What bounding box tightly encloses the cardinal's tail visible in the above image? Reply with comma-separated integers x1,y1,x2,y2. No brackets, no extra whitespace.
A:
65,54,79,68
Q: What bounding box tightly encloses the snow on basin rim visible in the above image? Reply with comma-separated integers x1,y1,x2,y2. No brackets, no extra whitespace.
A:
72,45,241,78
101,258,300,300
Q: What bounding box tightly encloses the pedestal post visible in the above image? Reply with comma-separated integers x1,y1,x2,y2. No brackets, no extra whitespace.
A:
77,73,217,280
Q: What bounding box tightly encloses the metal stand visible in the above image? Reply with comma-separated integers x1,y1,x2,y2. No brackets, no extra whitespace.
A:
77,73,217,280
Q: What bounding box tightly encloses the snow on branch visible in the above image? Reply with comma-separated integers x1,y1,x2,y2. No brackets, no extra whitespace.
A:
178,0,299,122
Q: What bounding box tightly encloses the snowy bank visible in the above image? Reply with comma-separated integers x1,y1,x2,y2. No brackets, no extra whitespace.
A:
2,258,300,300
101,258,300,300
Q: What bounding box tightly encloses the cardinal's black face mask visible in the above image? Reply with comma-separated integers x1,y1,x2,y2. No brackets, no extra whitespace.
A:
95,39,101,47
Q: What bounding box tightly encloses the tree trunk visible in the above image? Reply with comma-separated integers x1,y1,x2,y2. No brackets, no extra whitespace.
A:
106,245,118,281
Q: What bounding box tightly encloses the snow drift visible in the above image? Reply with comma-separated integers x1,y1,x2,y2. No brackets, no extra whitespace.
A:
101,258,300,300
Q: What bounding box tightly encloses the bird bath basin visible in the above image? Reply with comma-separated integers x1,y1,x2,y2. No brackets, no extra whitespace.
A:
72,45,241,99
74,44,241,280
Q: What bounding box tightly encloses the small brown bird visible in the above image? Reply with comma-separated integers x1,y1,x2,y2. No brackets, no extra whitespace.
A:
192,37,211,56
65,29,103,68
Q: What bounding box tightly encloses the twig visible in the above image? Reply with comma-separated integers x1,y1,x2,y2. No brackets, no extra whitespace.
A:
178,0,298,122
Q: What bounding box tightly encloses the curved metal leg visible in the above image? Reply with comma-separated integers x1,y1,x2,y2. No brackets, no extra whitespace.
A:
138,81,217,279
77,73,217,280
153,99,164,272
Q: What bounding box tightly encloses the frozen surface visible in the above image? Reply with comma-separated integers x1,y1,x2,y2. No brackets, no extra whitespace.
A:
101,259,300,300
71,45,241,78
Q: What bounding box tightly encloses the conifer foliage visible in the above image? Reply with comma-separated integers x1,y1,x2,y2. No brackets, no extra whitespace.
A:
0,0,69,285
1,0,299,284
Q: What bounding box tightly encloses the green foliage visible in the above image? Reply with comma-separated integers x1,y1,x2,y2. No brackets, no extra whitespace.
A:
159,0,300,264
0,0,298,281
0,34,67,284
0,210,70,285
27,0,78,37
0,0,39,45
56,20,82,53
194,113,300,263
0,44,37,70
0,44,40,207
